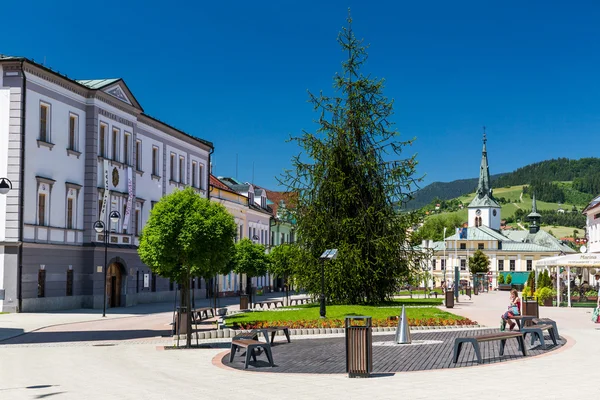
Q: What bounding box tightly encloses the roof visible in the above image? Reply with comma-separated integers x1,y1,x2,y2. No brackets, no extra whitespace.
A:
210,175,233,191
469,133,500,208
0,54,213,149
583,194,600,214
77,79,121,89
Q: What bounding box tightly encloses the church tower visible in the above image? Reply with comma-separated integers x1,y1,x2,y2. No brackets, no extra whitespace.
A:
527,193,541,234
468,131,501,230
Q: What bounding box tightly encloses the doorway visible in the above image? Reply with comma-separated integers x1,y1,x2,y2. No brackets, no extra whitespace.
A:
106,262,124,308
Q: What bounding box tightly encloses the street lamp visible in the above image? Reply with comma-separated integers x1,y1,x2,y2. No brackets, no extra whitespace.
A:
0,177,12,195
319,249,338,318
94,211,120,317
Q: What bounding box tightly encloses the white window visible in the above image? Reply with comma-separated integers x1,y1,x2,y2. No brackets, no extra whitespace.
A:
124,133,131,165
136,140,142,171
170,153,175,181
179,156,185,183
99,123,108,157
39,102,51,142
68,113,78,151
65,183,80,230
135,203,142,236
36,178,54,226
199,164,204,190
152,146,159,175
112,128,120,161
191,161,197,188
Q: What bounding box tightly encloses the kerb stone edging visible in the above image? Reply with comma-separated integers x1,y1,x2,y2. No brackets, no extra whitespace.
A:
173,324,484,341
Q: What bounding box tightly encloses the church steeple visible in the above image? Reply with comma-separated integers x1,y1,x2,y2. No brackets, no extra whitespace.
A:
468,128,501,230
476,129,492,199
528,193,542,234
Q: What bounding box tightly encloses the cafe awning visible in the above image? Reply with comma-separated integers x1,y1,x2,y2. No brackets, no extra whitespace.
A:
534,253,600,268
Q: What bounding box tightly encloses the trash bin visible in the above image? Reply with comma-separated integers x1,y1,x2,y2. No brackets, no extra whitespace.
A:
466,287,472,297
345,316,373,378
474,286,478,295
173,306,188,335
522,297,539,327
239,294,249,310
445,290,454,308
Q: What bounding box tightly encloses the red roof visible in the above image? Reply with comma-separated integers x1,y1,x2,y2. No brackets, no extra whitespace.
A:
210,175,237,192
264,189,297,219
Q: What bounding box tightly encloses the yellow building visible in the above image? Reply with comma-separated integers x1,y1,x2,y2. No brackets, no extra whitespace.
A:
423,134,574,287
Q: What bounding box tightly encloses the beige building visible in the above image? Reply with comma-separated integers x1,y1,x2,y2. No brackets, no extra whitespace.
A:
422,134,574,287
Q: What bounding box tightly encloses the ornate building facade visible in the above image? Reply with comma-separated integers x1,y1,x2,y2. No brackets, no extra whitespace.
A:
0,55,212,312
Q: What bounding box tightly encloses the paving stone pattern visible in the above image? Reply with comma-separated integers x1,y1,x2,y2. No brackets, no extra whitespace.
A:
222,329,566,373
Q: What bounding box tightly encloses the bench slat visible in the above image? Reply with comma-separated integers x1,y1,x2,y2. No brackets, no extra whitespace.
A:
474,332,523,342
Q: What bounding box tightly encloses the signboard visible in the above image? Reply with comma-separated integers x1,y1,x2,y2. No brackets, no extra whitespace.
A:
143,273,150,288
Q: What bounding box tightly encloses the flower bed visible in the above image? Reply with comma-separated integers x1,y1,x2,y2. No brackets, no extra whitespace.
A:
234,316,476,330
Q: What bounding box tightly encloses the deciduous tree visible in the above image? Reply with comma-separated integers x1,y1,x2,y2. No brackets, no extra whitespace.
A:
138,187,237,347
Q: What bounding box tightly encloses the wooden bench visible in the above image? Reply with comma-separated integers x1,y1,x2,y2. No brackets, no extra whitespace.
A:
229,339,274,369
191,307,215,323
521,324,557,349
507,315,537,330
262,326,291,344
253,300,284,309
453,331,527,364
532,318,560,339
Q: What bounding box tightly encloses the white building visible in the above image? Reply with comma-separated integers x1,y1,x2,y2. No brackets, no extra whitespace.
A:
0,55,212,312
583,195,600,254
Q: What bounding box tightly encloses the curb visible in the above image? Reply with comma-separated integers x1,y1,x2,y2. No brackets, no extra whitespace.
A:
172,324,484,340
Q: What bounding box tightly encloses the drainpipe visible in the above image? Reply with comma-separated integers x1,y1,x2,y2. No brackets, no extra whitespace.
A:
206,146,214,200
17,61,27,312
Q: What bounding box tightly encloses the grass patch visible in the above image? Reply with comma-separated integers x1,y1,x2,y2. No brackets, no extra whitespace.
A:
226,299,470,329
396,289,443,296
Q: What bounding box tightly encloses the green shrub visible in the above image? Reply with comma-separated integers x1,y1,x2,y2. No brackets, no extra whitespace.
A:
522,286,533,298
506,274,513,285
498,274,505,284
535,287,553,305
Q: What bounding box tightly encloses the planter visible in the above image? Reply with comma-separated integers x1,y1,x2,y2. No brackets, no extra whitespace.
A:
498,284,512,291
542,298,553,307
217,308,228,316
587,296,598,302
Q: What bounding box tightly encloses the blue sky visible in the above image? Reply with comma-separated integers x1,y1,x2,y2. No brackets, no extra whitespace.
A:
3,1,600,191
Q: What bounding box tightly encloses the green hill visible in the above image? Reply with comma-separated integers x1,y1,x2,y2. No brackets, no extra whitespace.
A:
406,157,600,210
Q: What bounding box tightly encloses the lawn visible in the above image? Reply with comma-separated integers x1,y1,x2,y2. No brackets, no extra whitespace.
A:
225,299,473,329
540,225,577,239
396,289,443,295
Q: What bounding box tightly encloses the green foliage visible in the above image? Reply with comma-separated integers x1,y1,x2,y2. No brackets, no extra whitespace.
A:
268,243,301,282
522,286,533,298
505,274,513,285
468,249,490,275
281,16,423,304
138,187,237,283
535,287,554,305
410,213,464,244
538,270,553,289
523,181,565,203
526,271,536,293
497,274,505,284
495,157,600,188
231,238,269,278
514,208,586,229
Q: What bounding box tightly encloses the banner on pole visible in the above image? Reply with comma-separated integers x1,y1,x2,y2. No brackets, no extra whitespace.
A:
122,167,134,231
99,159,110,224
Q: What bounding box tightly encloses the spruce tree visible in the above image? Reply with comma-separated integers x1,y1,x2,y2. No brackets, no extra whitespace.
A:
282,14,423,304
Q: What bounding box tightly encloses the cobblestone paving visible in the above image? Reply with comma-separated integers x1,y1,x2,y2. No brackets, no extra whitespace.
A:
222,329,566,373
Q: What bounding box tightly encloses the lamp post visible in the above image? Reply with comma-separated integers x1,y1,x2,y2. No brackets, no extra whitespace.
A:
94,211,121,317
443,227,447,285
0,177,12,195
319,249,338,318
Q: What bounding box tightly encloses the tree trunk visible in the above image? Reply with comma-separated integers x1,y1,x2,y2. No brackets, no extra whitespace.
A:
246,274,252,307
186,267,192,348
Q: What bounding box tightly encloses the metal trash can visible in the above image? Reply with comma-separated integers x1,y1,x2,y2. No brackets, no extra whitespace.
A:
474,286,478,295
345,316,373,378
466,287,472,297
522,297,539,327
445,290,454,308
173,306,188,335
239,294,249,310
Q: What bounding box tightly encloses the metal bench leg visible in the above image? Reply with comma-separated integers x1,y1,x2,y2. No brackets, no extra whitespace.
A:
548,328,558,345
538,332,546,349
518,336,527,356
229,344,238,363
263,345,274,367
453,340,464,363
244,348,252,369
284,329,291,343
499,339,506,356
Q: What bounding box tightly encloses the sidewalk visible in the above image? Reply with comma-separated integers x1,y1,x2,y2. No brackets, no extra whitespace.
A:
0,292,307,342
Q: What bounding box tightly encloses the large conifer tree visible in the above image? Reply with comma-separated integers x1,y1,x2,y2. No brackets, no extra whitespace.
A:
282,14,423,304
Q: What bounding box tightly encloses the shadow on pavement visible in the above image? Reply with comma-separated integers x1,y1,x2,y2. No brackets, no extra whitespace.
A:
0,328,171,345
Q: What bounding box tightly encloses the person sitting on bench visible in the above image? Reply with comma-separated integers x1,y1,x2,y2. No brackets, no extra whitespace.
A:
501,289,521,331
